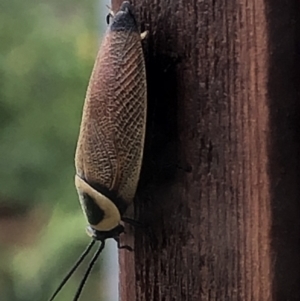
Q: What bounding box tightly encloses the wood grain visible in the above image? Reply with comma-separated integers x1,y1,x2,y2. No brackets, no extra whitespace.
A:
112,0,300,300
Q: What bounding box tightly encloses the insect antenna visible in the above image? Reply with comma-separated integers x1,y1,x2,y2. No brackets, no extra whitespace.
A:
73,240,105,301
48,239,96,301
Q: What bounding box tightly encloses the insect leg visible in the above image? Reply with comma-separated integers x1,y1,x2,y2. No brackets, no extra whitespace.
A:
105,5,114,24
121,217,144,228
140,31,148,40
114,236,133,251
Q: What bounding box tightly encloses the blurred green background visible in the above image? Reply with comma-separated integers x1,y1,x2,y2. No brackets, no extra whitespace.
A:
0,0,116,300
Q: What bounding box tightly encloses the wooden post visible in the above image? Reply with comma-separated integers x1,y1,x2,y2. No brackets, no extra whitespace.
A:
112,0,300,300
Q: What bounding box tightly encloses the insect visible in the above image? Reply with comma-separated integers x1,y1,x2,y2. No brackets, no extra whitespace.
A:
48,2,147,300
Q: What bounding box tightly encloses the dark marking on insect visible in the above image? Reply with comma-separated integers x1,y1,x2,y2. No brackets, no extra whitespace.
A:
48,2,148,301
79,192,105,226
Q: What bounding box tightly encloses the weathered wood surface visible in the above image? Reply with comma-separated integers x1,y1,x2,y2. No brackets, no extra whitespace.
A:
112,0,300,300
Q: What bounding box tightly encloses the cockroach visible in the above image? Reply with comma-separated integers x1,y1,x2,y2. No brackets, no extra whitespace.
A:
48,2,147,300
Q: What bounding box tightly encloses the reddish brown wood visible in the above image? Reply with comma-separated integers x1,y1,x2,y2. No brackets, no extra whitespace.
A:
112,0,300,300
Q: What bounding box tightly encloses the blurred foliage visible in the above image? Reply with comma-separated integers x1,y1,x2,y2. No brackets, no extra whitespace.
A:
0,0,108,300
0,0,97,208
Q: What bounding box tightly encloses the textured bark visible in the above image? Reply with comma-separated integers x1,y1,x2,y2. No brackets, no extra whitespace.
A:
112,0,300,300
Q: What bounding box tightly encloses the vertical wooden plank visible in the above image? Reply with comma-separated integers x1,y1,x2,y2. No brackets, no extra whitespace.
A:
110,0,300,300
